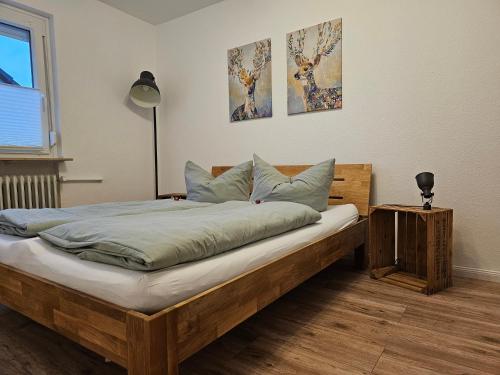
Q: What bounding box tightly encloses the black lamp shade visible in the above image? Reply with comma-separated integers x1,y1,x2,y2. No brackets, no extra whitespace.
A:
415,172,434,199
129,71,161,108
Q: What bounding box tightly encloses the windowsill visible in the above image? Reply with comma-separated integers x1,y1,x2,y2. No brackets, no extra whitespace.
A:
0,157,73,162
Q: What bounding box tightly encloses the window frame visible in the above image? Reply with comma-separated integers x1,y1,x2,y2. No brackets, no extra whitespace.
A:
0,2,57,155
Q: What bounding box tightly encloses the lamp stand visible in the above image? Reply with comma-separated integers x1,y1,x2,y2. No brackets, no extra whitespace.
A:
421,193,433,210
153,107,158,199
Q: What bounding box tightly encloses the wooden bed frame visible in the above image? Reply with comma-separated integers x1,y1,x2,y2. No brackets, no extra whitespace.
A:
0,163,372,375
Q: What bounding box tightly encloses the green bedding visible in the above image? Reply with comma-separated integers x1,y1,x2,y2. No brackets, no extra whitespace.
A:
0,199,211,237
39,201,321,271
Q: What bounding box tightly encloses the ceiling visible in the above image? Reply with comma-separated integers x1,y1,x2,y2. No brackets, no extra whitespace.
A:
98,0,223,25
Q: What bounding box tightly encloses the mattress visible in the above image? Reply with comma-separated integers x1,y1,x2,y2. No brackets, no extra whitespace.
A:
0,204,358,313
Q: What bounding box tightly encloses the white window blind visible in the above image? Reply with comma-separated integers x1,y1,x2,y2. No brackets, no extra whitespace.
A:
0,83,43,148
0,21,30,43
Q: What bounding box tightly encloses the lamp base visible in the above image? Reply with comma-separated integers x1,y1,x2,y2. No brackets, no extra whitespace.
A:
421,193,434,211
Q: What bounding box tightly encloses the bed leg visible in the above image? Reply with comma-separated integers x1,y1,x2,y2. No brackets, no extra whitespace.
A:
126,311,179,375
354,243,368,270
354,220,369,270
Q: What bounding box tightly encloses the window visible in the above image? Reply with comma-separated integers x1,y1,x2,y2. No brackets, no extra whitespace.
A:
0,3,56,154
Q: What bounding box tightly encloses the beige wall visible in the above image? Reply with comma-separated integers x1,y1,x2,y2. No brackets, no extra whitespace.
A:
156,0,500,277
7,0,157,206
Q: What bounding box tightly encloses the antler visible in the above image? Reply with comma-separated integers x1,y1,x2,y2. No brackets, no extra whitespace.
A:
314,20,342,65
228,47,246,84
251,39,271,80
288,30,308,66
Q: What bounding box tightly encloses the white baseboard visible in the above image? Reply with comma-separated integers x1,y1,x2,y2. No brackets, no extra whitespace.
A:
453,265,500,283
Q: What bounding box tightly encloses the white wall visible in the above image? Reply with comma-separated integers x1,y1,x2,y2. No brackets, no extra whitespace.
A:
156,0,500,276
9,0,157,206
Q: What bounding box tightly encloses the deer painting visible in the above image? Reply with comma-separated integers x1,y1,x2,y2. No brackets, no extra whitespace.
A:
287,19,342,114
228,39,272,122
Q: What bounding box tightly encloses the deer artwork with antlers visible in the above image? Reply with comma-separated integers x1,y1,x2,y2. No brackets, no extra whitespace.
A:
228,39,272,122
287,19,342,114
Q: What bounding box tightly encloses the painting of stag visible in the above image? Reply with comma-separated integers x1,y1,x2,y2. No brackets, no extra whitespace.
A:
287,19,342,115
228,38,272,122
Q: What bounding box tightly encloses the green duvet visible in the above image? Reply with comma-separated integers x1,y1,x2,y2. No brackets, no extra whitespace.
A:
0,199,210,237
39,201,321,271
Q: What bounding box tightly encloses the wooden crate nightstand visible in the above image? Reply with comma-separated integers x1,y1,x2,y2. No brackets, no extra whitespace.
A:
369,204,453,294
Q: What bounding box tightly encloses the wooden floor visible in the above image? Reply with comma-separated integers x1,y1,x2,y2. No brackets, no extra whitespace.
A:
1,261,499,374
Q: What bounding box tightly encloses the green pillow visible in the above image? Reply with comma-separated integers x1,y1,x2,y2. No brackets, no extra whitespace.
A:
250,155,335,212
185,160,253,203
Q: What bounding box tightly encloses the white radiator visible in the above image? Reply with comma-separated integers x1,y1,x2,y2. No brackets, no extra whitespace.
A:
0,174,59,209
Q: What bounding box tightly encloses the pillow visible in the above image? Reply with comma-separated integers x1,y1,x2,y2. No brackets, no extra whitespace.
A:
250,154,335,211
185,160,253,203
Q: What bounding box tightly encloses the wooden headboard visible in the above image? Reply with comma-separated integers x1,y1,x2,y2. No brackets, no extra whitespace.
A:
212,163,372,217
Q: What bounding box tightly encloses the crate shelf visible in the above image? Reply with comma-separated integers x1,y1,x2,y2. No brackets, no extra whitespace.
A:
369,205,453,295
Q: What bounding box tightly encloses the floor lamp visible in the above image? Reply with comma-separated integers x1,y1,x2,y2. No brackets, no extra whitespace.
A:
129,71,161,199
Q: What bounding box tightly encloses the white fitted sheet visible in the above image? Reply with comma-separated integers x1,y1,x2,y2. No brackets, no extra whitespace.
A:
0,204,358,313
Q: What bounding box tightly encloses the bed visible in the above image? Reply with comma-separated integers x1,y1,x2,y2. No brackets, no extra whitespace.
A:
0,163,372,375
